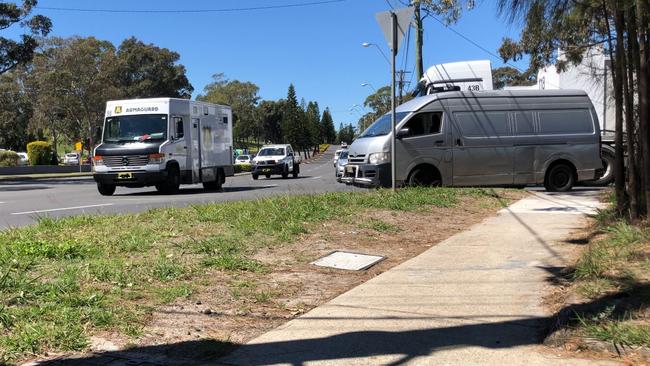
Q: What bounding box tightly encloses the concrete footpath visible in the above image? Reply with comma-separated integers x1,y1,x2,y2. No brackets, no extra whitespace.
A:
218,189,615,366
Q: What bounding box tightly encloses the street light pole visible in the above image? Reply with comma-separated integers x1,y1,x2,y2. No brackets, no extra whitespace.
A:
361,82,377,92
361,42,391,66
390,12,397,192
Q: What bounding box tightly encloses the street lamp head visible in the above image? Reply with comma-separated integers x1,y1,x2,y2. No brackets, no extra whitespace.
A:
361,42,372,47
361,83,368,87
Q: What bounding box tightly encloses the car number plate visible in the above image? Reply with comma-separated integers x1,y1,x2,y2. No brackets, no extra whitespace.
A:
262,168,271,173
117,172,133,180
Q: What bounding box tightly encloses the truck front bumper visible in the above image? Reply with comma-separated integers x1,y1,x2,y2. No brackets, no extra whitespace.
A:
93,170,167,187
252,163,284,175
339,163,391,188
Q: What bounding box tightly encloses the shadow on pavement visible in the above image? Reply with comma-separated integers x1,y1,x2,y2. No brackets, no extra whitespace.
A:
0,185,52,192
115,185,276,197
0,178,95,187
34,285,649,366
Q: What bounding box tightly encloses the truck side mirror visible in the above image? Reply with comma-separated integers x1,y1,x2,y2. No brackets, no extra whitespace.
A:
396,128,410,139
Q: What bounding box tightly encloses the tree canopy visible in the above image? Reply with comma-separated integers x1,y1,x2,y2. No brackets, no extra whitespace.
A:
0,0,51,74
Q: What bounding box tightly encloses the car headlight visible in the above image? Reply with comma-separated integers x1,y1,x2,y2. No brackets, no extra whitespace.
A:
148,153,165,164
93,155,104,166
368,152,390,164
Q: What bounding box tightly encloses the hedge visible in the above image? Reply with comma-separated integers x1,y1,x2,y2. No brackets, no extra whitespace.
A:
0,150,19,167
27,141,53,166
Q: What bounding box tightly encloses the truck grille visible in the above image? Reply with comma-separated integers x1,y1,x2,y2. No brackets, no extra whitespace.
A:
256,160,276,165
348,154,366,164
103,155,149,167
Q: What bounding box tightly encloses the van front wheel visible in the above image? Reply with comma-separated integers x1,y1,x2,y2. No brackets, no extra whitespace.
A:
544,163,575,192
408,167,442,187
97,183,116,196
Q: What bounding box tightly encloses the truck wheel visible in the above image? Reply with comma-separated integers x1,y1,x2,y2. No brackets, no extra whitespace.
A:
587,150,615,186
97,183,116,196
292,163,299,178
544,163,575,192
281,165,289,179
252,173,259,180
158,166,180,194
203,172,223,191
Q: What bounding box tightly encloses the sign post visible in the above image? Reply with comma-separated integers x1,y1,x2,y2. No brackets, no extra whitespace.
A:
375,7,413,191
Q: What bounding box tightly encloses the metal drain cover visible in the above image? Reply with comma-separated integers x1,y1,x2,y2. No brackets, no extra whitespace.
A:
311,251,385,271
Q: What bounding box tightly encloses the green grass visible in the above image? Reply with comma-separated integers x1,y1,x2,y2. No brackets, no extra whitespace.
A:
360,218,401,233
566,202,650,349
0,187,505,364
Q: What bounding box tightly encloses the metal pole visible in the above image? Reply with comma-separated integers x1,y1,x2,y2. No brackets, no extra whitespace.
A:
390,11,397,192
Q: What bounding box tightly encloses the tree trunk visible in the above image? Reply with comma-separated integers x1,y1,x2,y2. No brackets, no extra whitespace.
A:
413,1,424,81
606,2,627,216
637,0,650,217
623,7,640,219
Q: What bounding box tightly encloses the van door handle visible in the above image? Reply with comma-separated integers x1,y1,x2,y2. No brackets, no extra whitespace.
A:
456,138,463,146
434,140,444,145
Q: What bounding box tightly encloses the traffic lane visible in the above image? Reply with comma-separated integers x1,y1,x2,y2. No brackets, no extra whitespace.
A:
0,159,358,229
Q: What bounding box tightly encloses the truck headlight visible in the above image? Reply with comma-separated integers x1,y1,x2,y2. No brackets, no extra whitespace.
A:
93,155,104,166
368,152,390,164
148,153,165,164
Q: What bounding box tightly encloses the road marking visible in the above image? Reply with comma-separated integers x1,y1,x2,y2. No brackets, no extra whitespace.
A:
312,176,322,180
11,203,114,215
0,202,5,204
262,184,278,188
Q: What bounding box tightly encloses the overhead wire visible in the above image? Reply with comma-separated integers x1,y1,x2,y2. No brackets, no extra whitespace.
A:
35,0,347,13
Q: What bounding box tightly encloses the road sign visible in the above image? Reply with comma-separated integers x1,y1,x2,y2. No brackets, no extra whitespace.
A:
375,7,414,54
375,7,414,191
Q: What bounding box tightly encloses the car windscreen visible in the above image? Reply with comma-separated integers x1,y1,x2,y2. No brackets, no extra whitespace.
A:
359,112,410,138
104,114,168,143
339,151,348,159
237,155,249,160
258,148,284,156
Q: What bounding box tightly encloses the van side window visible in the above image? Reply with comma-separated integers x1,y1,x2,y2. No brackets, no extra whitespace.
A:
539,110,593,134
514,112,535,135
403,112,442,137
455,111,509,137
173,117,184,139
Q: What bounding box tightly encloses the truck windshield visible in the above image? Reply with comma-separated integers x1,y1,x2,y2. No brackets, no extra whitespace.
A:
359,112,409,138
104,114,168,143
258,148,284,156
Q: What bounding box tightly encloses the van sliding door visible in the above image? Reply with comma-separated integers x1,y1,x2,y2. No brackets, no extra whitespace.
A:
452,111,514,185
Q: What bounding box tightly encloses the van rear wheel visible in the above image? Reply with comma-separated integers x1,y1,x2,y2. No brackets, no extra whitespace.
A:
408,167,442,187
544,163,575,192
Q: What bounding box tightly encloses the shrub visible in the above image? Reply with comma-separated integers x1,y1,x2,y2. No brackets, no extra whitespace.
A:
27,141,52,166
239,163,252,172
319,144,330,153
234,165,242,174
0,150,19,167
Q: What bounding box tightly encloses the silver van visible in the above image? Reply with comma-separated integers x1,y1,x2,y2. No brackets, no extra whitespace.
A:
340,90,602,192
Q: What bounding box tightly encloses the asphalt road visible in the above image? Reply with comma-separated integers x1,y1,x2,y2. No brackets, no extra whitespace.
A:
0,147,357,229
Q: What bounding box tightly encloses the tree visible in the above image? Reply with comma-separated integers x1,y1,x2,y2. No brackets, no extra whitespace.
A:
491,66,536,89
198,73,259,143
337,123,355,144
320,108,336,144
0,0,51,74
281,84,304,150
256,100,284,143
28,37,120,156
0,71,32,150
305,101,321,148
115,37,193,99
364,86,391,116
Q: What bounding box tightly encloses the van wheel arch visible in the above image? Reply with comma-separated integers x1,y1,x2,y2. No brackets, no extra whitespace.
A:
407,164,442,187
544,159,577,192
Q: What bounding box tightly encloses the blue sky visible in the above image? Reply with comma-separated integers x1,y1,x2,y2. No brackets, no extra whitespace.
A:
9,0,526,128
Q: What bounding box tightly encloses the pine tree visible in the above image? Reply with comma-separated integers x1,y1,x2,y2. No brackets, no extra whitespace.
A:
281,84,303,149
320,108,336,144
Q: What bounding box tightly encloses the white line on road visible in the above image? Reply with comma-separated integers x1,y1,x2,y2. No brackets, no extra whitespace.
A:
312,176,322,180
11,203,114,215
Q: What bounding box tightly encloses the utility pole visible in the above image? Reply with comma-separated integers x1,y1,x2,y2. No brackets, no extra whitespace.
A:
413,1,424,81
396,70,411,104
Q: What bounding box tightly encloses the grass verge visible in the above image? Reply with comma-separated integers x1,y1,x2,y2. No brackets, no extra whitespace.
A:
0,187,505,364
550,194,650,355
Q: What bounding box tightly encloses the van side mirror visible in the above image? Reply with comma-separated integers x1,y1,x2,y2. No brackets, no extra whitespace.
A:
396,128,410,139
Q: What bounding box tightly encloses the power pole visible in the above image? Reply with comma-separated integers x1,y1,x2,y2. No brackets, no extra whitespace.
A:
396,70,411,104
413,1,424,81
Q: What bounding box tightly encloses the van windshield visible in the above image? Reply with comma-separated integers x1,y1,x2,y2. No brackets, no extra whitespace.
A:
104,114,168,143
359,112,409,138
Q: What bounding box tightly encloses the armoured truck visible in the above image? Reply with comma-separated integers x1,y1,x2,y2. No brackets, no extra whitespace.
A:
93,98,234,196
